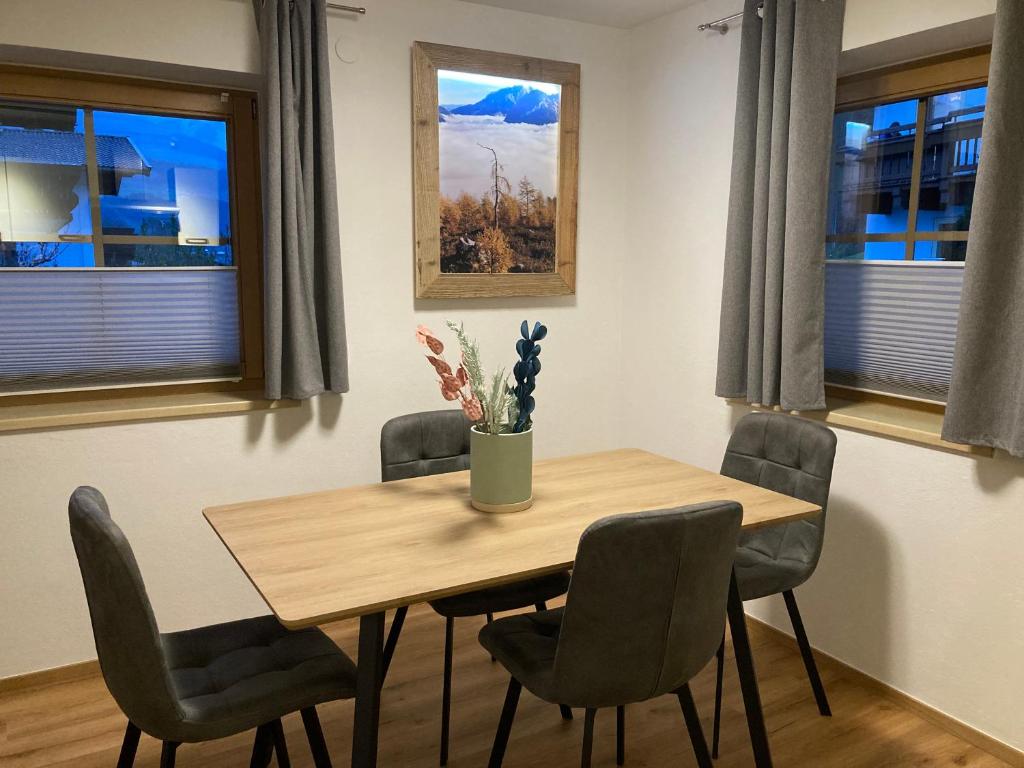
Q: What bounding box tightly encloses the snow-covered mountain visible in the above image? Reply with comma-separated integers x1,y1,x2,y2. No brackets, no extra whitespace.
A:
447,85,559,125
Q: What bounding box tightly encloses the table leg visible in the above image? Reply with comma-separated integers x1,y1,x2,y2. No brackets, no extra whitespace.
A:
726,569,773,768
352,612,386,768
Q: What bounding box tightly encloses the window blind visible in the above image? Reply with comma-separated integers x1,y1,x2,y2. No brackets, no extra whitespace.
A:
824,261,964,401
0,269,241,393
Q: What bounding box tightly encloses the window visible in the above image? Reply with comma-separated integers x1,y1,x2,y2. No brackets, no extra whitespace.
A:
823,50,990,403
0,67,262,401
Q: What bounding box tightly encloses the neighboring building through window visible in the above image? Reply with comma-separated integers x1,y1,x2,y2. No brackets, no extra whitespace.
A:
0,68,262,399
823,52,989,403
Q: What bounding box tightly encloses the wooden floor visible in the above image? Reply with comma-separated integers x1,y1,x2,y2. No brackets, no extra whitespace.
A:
0,603,1008,768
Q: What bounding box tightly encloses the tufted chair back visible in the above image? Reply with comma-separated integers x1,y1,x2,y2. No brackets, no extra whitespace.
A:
68,487,182,738
552,502,742,708
721,412,837,593
380,410,472,482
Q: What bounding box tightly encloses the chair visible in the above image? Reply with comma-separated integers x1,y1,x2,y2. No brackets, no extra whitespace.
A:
711,412,838,757
68,486,357,768
379,409,573,766
480,501,743,768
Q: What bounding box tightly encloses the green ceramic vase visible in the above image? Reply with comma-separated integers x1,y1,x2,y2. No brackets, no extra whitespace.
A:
470,426,533,513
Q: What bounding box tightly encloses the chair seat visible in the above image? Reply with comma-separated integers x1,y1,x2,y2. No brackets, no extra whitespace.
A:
161,615,357,742
479,608,563,703
734,542,809,601
429,571,571,618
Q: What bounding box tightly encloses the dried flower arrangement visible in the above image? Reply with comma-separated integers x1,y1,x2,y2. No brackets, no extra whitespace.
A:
415,320,547,435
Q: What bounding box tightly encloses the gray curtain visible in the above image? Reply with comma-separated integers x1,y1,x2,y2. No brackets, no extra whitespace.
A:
942,0,1024,457
254,0,349,400
715,0,845,411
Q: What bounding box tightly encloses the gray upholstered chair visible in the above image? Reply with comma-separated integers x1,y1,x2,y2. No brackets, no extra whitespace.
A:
380,409,573,766
480,502,743,768
69,486,357,768
711,412,838,757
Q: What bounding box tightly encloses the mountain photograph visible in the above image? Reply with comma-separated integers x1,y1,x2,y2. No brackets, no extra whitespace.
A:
436,69,561,274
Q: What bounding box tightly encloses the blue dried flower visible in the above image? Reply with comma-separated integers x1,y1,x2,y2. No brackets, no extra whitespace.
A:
511,320,546,433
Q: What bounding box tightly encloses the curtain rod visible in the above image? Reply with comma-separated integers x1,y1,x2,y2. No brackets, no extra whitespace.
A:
697,3,762,34
281,1,367,12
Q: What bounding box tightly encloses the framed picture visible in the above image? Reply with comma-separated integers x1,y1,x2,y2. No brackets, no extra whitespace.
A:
412,42,580,298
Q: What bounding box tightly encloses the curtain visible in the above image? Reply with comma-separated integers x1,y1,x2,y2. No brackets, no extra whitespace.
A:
942,0,1024,457
253,0,349,400
715,0,845,411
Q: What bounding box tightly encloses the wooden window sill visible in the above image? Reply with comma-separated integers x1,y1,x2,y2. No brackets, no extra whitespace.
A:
727,397,994,458
0,391,300,433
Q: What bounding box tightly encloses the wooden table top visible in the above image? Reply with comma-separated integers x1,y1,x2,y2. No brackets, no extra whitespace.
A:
204,449,820,628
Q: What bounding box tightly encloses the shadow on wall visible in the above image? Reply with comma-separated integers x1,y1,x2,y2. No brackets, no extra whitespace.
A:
752,494,896,682
975,448,1024,493
244,393,344,445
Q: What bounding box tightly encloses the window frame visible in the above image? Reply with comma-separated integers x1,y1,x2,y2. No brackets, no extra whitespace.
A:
0,64,264,407
825,46,991,409
829,46,990,262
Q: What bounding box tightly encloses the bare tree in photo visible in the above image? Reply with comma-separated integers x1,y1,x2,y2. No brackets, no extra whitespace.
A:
478,143,510,230
5,241,70,268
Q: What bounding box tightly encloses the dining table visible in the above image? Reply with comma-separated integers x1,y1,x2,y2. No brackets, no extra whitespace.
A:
204,448,821,768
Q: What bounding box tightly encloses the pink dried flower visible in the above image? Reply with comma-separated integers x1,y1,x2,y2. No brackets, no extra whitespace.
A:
439,379,459,401
415,324,435,345
425,355,453,377
461,396,483,421
440,373,462,395
456,366,468,386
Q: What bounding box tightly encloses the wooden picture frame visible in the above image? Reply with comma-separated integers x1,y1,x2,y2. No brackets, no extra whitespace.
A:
412,42,580,298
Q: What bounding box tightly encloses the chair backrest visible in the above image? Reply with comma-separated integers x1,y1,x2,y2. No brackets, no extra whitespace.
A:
380,409,471,481
720,412,837,573
68,487,181,735
552,502,742,707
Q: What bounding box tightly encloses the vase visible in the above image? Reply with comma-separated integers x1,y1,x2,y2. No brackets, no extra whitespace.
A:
470,426,533,513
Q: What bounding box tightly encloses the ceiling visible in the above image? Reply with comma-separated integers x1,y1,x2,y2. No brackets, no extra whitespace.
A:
457,0,703,29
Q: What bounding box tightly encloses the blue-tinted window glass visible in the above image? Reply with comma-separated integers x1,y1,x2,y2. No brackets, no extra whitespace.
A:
92,111,231,249
915,87,986,237
914,240,968,262
863,241,907,260
0,102,94,266
827,100,918,237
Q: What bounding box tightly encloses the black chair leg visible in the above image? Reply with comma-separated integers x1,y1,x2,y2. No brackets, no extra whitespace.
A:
616,705,625,766
487,678,522,768
581,708,597,768
160,741,179,768
712,634,725,759
677,684,713,768
116,722,141,768
301,707,333,768
783,590,831,717
535,602,547,611
251,724,274,768
382,606,408,680
440,616,454,766
560,704,574,721
486,612,496,661
269,719,291,768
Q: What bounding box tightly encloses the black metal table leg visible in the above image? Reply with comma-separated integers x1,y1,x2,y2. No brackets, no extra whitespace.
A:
352,612,386,768
726,569,773,768
382,606,407,681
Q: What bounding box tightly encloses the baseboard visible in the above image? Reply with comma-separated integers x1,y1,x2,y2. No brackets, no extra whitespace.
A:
0,658,100,695
746,617,1024,768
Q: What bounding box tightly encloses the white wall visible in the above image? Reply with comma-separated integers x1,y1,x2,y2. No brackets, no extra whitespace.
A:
0,0,629,677
843,0,997,50
624,0,1024,752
